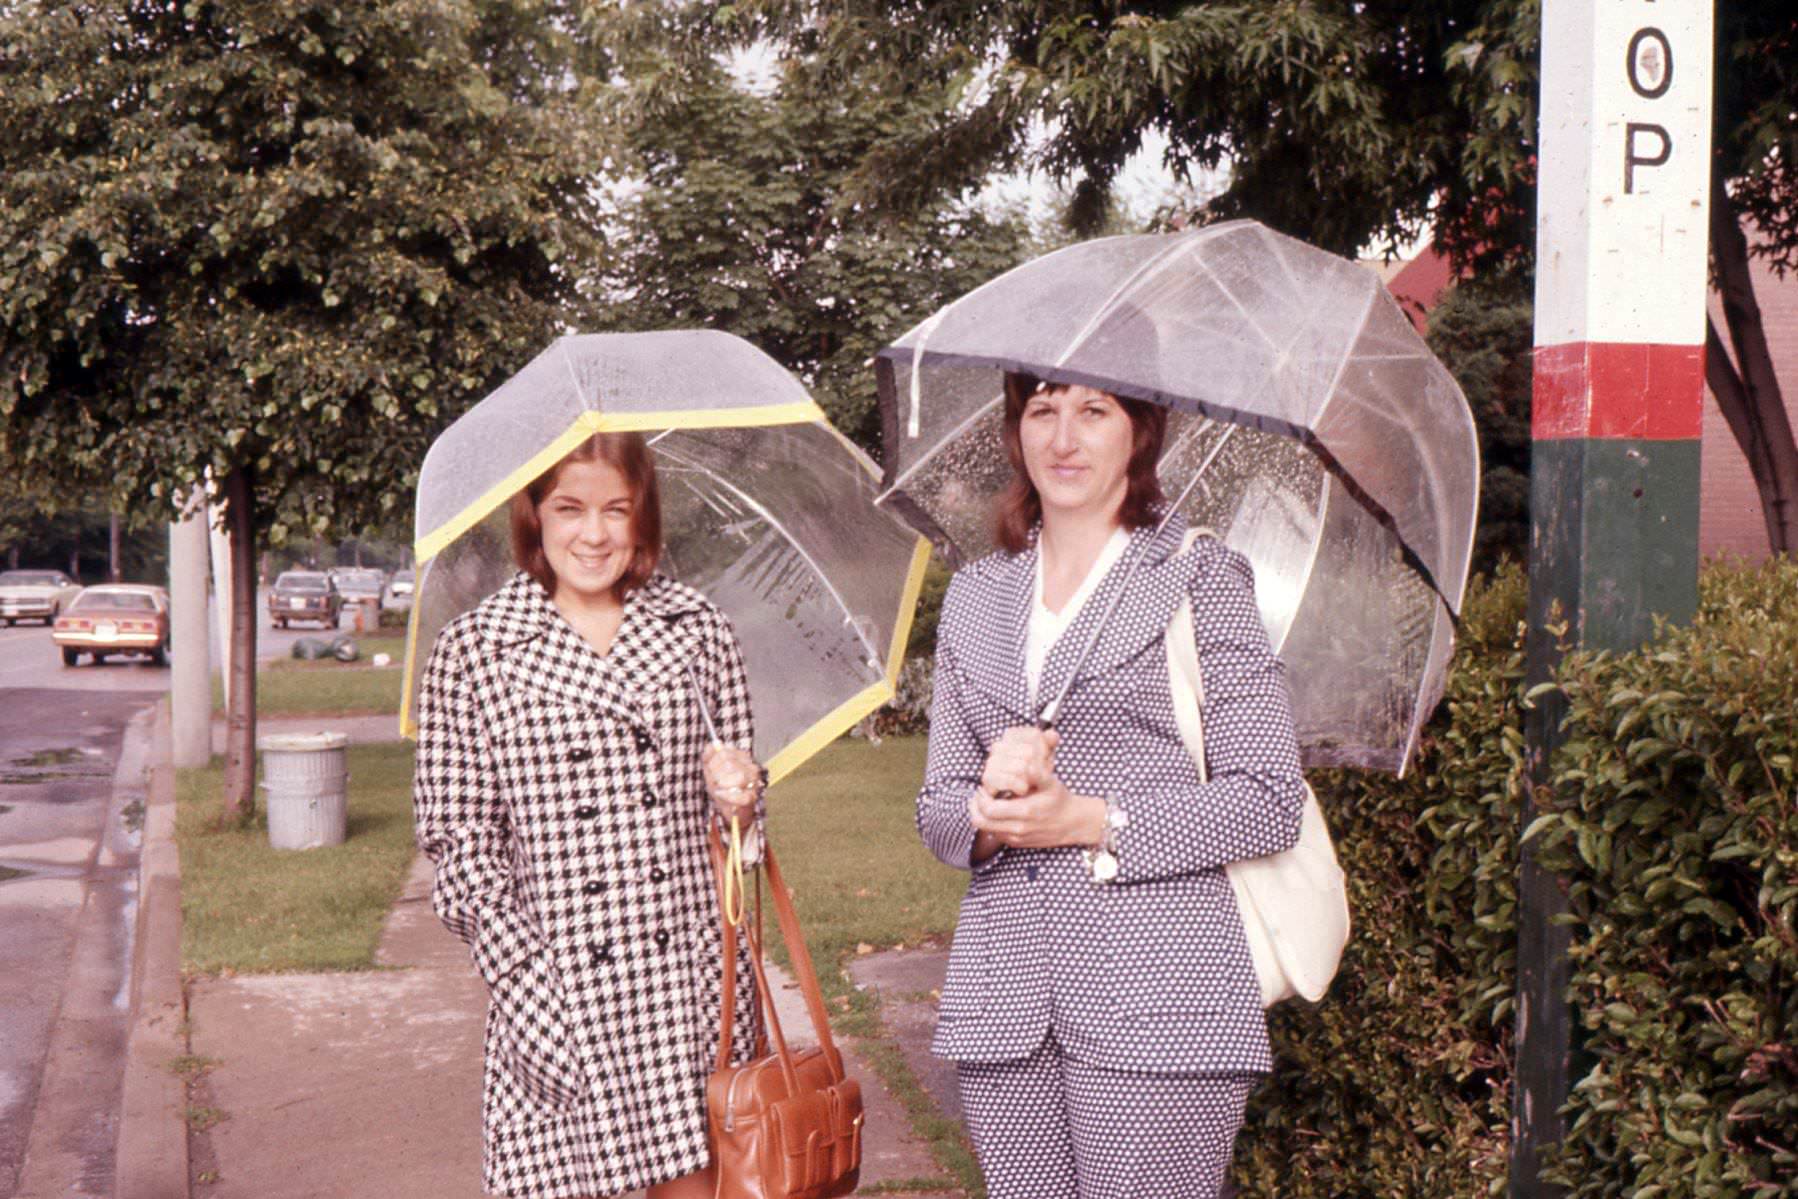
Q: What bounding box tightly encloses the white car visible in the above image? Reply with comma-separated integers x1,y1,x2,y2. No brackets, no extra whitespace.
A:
381,568,416,611
0,569,84,626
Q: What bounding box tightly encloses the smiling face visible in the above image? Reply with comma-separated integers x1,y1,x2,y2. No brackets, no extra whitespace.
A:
1017,383,1134,525
536,459,638,606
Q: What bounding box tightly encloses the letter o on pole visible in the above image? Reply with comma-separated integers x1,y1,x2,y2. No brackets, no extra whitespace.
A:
1627,27,1673,100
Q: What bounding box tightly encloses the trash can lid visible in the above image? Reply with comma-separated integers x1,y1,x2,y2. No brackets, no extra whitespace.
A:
256,732,351,752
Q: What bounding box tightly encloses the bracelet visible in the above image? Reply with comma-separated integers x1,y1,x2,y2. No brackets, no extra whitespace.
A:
1081,796,1128,884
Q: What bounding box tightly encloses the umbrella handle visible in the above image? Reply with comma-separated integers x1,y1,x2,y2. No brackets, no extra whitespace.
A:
721,815,747,927
992,717,1056,801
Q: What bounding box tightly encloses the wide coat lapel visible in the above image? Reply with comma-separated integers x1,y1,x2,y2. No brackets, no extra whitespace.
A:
473,573,708,730
954,544,1037,724
1033,513,1195,716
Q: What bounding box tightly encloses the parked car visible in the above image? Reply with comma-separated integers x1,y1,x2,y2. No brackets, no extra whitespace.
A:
54,585,170,666
381,567,416,611
268,571,342,629
0,569,83,625
332,567,387,606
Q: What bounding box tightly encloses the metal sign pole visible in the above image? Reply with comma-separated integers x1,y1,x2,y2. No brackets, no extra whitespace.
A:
1517,2,1714,1193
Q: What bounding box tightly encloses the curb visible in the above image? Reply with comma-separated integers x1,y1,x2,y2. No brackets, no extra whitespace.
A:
115,698,189,1199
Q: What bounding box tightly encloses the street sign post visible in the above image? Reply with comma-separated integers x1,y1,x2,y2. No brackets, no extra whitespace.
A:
1518,2,1713,1193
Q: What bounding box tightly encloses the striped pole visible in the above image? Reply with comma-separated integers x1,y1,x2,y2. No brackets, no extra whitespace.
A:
1516,3,1713,1194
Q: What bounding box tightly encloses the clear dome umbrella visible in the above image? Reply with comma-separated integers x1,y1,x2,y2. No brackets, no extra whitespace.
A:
403,329,931,783
875,221,1481,774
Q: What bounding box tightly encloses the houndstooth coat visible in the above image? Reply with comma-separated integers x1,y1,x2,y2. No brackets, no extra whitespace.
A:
413,571,760,1198
919,513,1306,1076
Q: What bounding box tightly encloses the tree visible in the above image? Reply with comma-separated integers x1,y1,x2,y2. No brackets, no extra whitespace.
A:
0,0,606,817
594,8,1030,450
1427,269,1533,575
763,0,1798,552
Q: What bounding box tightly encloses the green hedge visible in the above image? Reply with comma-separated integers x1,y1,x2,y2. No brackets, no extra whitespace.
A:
1232,558,1798,1197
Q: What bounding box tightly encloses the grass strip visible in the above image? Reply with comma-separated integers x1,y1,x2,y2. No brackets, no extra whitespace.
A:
766,735,978,1194
176,742,418,974
211,661,402,717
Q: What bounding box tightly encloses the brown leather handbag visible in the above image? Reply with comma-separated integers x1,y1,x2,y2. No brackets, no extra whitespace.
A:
707,826,863,1199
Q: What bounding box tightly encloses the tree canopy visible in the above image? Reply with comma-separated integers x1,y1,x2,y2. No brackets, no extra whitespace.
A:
0,0,606,542
594,8,1029,449
759,0,1798,551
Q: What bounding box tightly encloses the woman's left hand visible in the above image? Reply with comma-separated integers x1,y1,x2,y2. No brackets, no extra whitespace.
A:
968,728,1106,850
702,743,764,825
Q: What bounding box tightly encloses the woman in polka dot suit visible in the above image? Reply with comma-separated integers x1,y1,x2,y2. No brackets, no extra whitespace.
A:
917,373,1307,1198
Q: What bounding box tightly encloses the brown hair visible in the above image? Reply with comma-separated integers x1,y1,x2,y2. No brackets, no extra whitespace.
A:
994,372,1169,554
510,432,662,599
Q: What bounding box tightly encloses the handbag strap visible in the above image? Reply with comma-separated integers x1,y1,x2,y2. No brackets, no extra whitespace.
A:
1169,527,1213,784
711,823,843,1082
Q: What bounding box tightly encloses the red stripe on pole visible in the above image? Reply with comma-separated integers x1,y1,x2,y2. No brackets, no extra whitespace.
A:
1532,341,1705,440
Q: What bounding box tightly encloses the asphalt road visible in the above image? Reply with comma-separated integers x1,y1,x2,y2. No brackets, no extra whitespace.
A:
0,624,162,1198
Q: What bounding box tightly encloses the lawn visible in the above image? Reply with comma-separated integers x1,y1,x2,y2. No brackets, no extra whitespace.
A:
210,634,407,717
766,734,965,991
177,733,957,977
176,742,420,975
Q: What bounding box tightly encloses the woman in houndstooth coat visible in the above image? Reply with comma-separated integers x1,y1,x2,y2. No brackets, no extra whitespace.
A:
414,432,764,1199
918,374,1308,1199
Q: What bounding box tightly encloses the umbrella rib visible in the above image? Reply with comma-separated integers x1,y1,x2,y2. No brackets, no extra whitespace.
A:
1051,233,1212,370
877,393,1004,503
1311,285,1379,429
1188,254,1284,356
655,446,884,670
555,338,592,411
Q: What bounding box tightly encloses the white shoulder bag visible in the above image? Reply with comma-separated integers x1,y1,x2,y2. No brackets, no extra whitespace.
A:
1167,532,1350,1006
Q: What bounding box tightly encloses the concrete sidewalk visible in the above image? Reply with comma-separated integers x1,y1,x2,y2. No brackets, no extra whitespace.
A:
131,713,967,1198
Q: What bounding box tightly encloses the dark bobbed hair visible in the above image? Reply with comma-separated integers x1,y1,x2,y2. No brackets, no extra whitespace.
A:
509,432,661,599
994,372,1169,554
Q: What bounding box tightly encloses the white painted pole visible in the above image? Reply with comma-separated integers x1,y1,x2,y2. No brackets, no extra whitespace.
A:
168,496,213,768
207,498,233,712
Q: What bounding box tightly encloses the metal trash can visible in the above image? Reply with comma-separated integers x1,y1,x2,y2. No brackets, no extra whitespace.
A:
258,732,349,850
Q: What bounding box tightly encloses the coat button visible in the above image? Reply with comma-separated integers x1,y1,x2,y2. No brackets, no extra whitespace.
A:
583,879,604,896
654,930,671,949
575,805,599,820
593,940,615,963
649,865,666,883
569,746,593,762
642,791,658,808
633,730,654,752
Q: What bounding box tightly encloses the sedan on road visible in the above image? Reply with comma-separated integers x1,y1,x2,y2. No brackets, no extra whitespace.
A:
0,569,83,626
268,571,341,629
381,567,415,611
53,584,171,666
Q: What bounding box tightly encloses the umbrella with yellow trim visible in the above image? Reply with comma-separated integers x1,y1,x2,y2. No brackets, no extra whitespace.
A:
401,329,930,783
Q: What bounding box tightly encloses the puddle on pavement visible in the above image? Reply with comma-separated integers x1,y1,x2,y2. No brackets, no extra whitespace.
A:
0,747,112,786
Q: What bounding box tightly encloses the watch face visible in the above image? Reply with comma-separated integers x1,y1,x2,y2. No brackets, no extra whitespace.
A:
1090,851,1120,882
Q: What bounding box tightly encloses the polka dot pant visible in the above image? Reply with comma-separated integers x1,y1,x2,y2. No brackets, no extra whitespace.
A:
958,1033,1257,1199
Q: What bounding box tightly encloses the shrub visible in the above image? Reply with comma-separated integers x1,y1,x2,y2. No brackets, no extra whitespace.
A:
1231,558,1798,1196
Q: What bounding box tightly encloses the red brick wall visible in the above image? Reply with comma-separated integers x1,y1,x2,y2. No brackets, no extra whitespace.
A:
1701,247,1798,561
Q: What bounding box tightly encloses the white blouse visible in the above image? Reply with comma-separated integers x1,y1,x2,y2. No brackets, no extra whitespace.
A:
1025,525,1132,710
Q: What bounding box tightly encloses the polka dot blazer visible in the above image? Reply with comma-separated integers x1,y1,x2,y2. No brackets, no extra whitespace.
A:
919,513,1306,1075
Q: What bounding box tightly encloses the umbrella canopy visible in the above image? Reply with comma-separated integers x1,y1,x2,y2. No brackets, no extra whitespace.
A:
875,221,1480,774
405,330,931,782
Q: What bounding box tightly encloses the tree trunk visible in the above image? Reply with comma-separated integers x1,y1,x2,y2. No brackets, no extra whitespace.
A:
1708,180,1798,554
220,466,259,823
108,512,121,582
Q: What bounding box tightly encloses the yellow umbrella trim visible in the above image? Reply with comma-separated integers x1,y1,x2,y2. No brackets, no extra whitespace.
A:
763,534,931,784
402,534,933,774
412,401,823,565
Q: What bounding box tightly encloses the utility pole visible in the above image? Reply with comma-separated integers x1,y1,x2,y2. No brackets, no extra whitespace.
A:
1516,3,1713,1195
168,498,212,768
